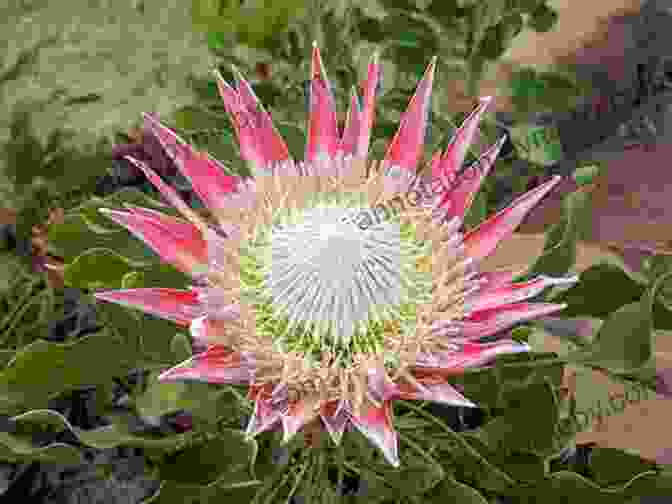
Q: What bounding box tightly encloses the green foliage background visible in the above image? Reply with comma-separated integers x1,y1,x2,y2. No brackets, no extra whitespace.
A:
0,0,671,503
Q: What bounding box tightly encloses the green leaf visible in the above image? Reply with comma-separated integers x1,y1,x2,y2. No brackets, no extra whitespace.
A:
426,421,516,493
48,187,181,264
378,450,445,499
528,3,558,32
468,0,507,53
171,332,193,362
355,13,386,43
508,0,544,12
134,372,187,419
395,32,421,49
141,479,262,504
499,13,524,42
0,432,84,465
13,409,188,451
159,430,256,486
0,253,27,292
478,24,507,60
450,352,563,410
512,469,669,502
378,0,418,10
644,254,672,285
93,299,190,367
206,31,232,52
527,189,591,277
573,164,600,186
381,14,440,75
497,451,547,482
171,105,230,133
133,375,243,431
63,246,189,291
0,333,135,413
617,470,672,500
120,271,145,290
138,480,203,504
573,273,672,372
510,325,533,343
509,68,543,100
427,0,468,26
0,409,188,466
425,478,489,503
191,0,227,27
48,214,156,266
590,447,657,487
456,0,479,7
509,123,563,166
64,248,136,289
575,301,651,371
552,264,646,319
476,380,560,456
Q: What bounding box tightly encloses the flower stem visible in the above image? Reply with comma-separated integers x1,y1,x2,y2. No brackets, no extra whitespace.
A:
398,400,516,485
284,461,309,504
398,431,442,470
335,443,345,496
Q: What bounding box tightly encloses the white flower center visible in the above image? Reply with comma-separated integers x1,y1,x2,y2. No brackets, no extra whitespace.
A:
256,202,426,348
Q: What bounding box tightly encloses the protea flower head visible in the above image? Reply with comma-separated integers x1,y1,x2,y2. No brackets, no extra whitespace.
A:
93,43,576,467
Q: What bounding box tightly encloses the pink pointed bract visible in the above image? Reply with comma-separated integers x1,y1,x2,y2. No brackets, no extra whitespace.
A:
92,46,573,467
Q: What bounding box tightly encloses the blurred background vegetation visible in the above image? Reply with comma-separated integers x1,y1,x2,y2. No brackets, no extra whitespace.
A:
2,2,672,503
0,0,592,225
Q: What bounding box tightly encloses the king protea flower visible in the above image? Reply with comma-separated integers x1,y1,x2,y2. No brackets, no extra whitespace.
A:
93,44,576,467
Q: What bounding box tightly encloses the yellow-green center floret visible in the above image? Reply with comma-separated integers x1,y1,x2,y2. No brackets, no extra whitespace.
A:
238,189,433,367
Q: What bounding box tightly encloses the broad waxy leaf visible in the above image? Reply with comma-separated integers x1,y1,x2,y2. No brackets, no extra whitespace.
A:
571,272,672,372
589,447,658,487
133,372,243,429
551,263,672,330
425,477,489,503
552,264,645,318
527,188,592,278
573,164,600,186
0,333,135,414
64,248,144,290
141,479,262,504
158,430,256,486
495,451,547,482
527,3,559,32
94,300,191,368
374,451,445,500
170,332,193,362
134,372,188,419
475,380,560,456
0,409,189,466
62,248,189,291
422,418,516,493
452,351,564,409
512,469,671,503
0,434,84,466
48,187,182,265
459,432,548,483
